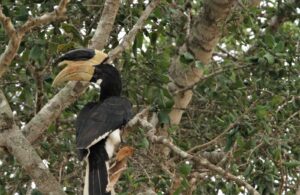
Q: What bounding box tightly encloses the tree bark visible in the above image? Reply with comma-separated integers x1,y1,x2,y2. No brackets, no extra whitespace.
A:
0,90,66,194
90,0,120,49
168,0,238,125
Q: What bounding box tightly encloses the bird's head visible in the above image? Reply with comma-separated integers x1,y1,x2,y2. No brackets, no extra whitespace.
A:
52,49,122,101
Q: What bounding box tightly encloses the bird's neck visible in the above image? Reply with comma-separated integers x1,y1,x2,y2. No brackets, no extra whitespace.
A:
99,83,121,102
94,63,122,102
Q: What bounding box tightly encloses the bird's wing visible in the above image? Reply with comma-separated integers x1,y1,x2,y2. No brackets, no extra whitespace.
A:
75,97,132,149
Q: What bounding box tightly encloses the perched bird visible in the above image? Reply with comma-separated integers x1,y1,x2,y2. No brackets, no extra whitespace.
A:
53,49,132,195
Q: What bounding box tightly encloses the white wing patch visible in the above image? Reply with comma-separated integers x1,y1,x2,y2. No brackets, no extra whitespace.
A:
105,129,121,159
86,131,111,149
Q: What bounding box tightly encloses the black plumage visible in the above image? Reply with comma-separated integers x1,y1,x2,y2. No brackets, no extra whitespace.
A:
56,48,96,63
76,97,132,160
52,49,132,195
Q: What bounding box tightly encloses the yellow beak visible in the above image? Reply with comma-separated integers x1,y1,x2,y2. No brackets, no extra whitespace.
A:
52,63,95,87
52,50,108,87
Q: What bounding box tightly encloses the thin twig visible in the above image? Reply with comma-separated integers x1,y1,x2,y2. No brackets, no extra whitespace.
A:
108,0,161,63
282,110,300,126
126,114,259,194
187,99,258,153
0,0,69,78
174,63,254,94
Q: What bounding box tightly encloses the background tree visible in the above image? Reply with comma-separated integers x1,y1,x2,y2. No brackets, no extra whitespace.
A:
0,0,299,194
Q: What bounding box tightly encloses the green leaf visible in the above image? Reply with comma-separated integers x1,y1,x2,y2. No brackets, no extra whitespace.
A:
15,6,28,21
158,111,170,124
31,189,43,195
270,95,284,107
61,23,83,44
230,71,236,83
255,105,268,120
264,34,275,48
272,147,281,161
0,185,6,195
178,163,192,177
136,32,144,49
224,129,237,152
57,42,75,53
29,46,42,62
195,60,204,69
180,52,194,64
139,137,150,149
274,41,285,52
244,165,253,178
283,160,300,168
264,53,274,64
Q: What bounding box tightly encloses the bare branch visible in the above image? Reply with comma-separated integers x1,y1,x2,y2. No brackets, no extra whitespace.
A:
0,0,69,78
0,90,65,194
108,0,161,63
282,110,300,127
0,7,16,38
90,0,120,49
23,81,87,143
168,0,238,125
18,0,69,34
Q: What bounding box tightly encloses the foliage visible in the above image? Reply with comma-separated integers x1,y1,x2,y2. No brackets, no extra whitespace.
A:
0,0,299,194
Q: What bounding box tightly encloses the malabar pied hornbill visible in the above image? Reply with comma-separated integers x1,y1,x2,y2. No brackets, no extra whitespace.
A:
52,49,132,195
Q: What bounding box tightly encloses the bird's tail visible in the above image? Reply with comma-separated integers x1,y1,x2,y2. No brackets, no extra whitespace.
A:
84,151,111,195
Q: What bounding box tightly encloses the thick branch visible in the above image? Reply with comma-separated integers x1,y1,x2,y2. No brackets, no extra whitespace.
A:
0,90,65,194
23,81,87,142
90,0,120,49
0,0,69,78
168,0,238,125
0,7,16,37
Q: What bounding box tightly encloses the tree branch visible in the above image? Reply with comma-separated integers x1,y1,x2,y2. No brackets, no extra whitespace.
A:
0,90,65,194
187,99,258,153
168,0,238,125
90,0,120,49
0,7,16,38
108,0,161,63
0,0,69,78
18,0,68,34
126,112,259,195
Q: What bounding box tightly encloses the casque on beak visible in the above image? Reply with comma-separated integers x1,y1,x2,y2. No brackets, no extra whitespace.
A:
52,64,95,87
52,50,108,87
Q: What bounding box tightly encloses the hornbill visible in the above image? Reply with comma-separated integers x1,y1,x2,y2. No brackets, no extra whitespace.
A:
52,49,132,195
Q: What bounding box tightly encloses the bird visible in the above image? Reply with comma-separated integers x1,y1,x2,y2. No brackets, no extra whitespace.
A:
52,48,132,195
